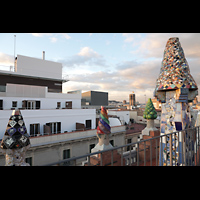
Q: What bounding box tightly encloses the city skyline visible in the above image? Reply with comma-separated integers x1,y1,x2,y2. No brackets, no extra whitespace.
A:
0,33,200,103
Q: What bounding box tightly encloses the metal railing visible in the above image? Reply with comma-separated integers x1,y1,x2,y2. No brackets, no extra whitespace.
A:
43,126,200,166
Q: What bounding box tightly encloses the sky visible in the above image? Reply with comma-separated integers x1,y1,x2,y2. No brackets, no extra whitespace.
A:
0,33,200,103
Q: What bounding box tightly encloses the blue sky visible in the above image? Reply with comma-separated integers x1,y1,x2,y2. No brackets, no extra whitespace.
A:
0,33,200,103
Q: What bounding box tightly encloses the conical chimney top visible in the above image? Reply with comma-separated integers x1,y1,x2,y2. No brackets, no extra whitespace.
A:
0,109,30,149
155,37,198,93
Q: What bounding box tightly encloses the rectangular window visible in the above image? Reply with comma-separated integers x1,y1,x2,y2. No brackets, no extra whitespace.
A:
63,149,70,159
22,100,40,109
36,101,40,109
127,138,132,151
0,100,3,110
85,120,92,129
57,122,61,133
63,149,71,166
30,123,40,137
57,102,61,108
45,122,61,134
27,101,35,109
12,101,17,108
65,101,72,109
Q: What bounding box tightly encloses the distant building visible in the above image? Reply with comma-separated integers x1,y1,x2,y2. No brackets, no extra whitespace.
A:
82,91,108,106
108,110,130,125
129,93,136,107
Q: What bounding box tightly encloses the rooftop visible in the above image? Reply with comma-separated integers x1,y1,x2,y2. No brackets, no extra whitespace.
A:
43,126,200,166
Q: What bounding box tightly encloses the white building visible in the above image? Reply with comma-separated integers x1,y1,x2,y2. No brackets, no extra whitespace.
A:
0,53,126,165
0,54,96,139
108,110,130,125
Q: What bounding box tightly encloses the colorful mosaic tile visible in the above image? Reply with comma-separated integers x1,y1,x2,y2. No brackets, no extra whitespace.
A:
1,109,30,150
155,37,197,102
156,37,198,166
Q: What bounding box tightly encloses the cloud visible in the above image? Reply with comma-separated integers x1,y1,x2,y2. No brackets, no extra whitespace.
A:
122,33,143,44
63,58,161,103
29,33,71,43
59,33,71,40
78,47,100,58
30,33,52,37
61,47,107,68
124,33,200,59
0,52,13,66
50,37,58,43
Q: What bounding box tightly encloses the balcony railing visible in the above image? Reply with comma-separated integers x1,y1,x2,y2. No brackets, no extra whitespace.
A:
43,126,200,166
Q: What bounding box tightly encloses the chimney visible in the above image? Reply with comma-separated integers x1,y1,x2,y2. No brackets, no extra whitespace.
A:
42,51,45,60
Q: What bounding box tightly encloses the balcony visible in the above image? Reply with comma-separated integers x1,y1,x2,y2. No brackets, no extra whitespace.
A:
43,126,200,166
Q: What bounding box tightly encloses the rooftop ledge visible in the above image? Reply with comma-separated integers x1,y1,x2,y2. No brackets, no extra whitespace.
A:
0,70,69,83
30,125,126,147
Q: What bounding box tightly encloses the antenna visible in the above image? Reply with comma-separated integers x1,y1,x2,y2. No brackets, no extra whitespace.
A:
14,35,16,70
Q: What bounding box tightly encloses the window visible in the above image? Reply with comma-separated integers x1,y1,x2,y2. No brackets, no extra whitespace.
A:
12,101,17,108
63,149,70,166
63,149,70,159
127,138,132,151
57,102,61,108
22,100,40,109
45,122,61,134
65,101,72,109
27,100,35,109
30,124,40,137
0,100,3,110
85,120,92,129
57,122,61,133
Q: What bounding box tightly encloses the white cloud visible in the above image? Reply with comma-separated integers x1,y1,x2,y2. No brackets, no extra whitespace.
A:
29,33,71,43
0,52,13,66
122,33,142,44
60,47,107,68
50,37,58,43
63,58,160,103
59,33,71,40
30,33,52,37
78,47,100,58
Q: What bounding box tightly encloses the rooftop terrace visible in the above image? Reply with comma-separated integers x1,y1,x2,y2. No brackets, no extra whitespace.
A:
43,126,200,166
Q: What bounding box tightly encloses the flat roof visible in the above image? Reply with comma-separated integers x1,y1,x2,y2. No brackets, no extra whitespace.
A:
0,70,68,83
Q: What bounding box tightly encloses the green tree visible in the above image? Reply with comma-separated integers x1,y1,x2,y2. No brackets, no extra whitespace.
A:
143,98,157,119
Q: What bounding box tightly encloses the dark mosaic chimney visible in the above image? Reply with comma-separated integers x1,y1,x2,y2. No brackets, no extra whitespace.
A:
0,109,31,166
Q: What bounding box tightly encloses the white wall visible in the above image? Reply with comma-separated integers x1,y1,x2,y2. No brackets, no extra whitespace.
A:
16,55,63,80
108,110,130,125
0,109,96,139
6,83,47,98
0,83,82,109
0,97,81,110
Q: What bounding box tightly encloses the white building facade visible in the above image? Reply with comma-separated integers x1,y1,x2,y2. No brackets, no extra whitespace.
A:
0,54,127,165
0,54,96,139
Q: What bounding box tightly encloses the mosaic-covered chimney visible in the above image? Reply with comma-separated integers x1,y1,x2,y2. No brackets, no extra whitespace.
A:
0,109,31,166
154,37,198,166
91,106,113,153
